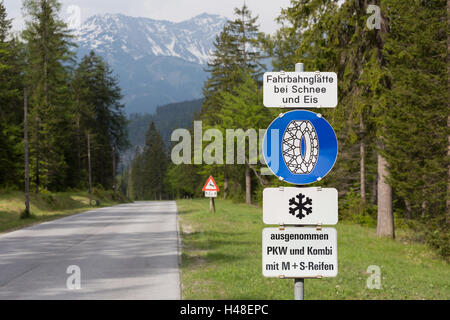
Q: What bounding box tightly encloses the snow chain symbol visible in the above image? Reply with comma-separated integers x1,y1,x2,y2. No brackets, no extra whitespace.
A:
289,193,312,220
282,120,319,174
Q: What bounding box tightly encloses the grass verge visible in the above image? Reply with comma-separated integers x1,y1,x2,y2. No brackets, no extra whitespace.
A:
177,198,450,300
0,189,129,234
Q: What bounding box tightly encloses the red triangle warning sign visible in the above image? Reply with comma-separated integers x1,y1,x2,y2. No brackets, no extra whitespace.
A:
202,176,219,192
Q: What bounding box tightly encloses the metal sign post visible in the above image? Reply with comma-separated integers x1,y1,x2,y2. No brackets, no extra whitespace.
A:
294,63,305,301
294,279,304,300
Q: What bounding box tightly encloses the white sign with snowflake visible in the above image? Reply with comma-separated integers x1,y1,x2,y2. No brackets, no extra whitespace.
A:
263,187,338,225
263,72,338,108
262,227,338,278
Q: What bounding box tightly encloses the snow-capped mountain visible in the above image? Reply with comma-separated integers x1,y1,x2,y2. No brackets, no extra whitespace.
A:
76,13,226,65
74,13,227,114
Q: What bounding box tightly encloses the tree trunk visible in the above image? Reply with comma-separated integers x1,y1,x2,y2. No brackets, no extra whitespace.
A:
360,113,366,204
375,4,393,238
42,0,49,190
76,115,81,176
112,147,116,190
376,152,394,238
42,0,49,109
446,0,450,223
87,133,92,205
447,115,450,224
242,5,247,69
404,200,412,220
24,88,30,217
245,163,251,205
223,167,228,199
247,159,269,187
34,114,40,194
371,174,377,204
421,200,427,218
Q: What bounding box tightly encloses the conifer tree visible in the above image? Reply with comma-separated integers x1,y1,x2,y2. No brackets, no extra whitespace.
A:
200,4,265,203
382,0,447,245
22,0,75,191
217,71,273,204
71,51,128,188
129,122,167,200
0,1,23,187
71,51,128,189
202,5,265,120
142,121,168,200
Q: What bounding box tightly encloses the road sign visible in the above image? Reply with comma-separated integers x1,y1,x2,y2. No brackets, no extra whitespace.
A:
205,191,217,198
263,110,338,185
262,227,338,278
263,187,338,225
263,72,338,108
202,176,219,192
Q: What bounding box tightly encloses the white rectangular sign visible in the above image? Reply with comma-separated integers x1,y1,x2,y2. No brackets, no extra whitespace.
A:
262,227,338,278
205,191,217,198
263,72,338,108
263,187,338,225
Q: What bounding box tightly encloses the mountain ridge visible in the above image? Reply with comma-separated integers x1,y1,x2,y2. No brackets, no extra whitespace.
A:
75,12,227,65
74,13,226,114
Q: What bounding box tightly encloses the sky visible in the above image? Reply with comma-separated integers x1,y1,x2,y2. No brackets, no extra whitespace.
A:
3,0,293,34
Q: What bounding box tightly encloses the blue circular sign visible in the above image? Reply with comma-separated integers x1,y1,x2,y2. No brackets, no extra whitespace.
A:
263,110,338,185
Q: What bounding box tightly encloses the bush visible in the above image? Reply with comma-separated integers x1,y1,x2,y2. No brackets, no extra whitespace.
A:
20,209,33,219
339,188,376,227
0,185,20,194
422,216,449,261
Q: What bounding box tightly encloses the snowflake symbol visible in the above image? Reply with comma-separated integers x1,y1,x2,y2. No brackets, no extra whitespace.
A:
289,193,312,220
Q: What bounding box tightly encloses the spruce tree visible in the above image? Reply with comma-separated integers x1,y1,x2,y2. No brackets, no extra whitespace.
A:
142,121,167,200
129,122,167,200
200,4,265,204
22,0,75,191
202,5,265,122
382,0,448,249
71,51,128,189
0,1,23,188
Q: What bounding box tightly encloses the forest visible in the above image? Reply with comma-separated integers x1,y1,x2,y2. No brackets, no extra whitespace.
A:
126,98,203,152
126,0,449,258
0,1,128,199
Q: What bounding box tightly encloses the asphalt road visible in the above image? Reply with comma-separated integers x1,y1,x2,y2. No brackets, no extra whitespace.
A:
0,201,181,300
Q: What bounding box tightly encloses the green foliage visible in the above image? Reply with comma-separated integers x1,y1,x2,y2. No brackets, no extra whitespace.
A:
127,98,203,151
382,0,448,220
195,5,269,203
165,162,202,198
201,4,266,125
422,215,450,259
22,0,77,191
340,188,377,227
165,0,449,258
264,0,448,255
71,51,128,189
0,0,447,260
0,1,24,188
128,122,168,200
0,0,128,200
